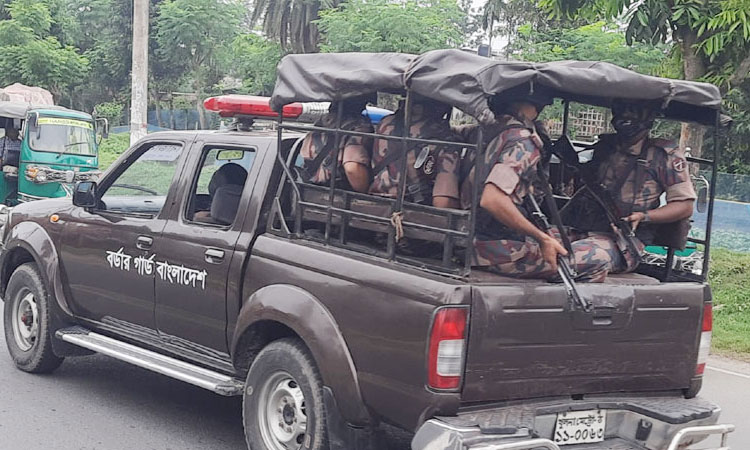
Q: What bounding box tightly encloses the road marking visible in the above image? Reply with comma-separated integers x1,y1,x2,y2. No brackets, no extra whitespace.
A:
707,365,750,379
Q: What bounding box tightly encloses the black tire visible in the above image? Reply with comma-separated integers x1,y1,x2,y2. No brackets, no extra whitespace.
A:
243,338,328,450
3,263,64,373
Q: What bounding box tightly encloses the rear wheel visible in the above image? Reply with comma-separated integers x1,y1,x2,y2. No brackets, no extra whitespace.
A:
3,263,64,373
243,338,328,450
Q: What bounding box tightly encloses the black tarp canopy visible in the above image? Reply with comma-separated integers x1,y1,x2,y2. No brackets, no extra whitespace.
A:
270,49,723,125
269,52,414,112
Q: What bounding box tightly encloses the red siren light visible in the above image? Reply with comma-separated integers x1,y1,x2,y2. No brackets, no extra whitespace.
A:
203,95,303,119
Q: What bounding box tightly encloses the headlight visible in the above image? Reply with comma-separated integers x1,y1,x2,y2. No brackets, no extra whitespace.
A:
35,169,48,183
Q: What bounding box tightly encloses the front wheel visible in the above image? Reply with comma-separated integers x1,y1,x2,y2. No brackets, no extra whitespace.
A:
243,338,328,450
3,263,64,373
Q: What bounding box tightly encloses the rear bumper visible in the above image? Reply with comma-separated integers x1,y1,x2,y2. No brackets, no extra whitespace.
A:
411,395,734,450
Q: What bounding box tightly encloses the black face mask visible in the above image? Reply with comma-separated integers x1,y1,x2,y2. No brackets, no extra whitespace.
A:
612,118,652,140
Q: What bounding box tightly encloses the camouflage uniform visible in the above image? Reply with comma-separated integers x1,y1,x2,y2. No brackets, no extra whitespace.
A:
300,113,373,189
463,115,625,282
368,108,461,205
590,134,697,245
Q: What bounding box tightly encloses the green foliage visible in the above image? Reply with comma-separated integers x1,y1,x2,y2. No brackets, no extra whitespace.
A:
7,0,52,35
511,21,669,75
317,0,465,53
696,0,750,62
231,34,282,96
94,101,124,127
155,0,243,74
98,132,131,170
709,248,750,357
0,0,88,99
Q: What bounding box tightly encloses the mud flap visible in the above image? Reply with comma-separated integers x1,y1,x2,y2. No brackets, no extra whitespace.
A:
323,387,381,450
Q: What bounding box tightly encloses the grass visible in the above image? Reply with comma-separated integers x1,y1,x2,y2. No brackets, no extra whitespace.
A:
709,248,750,360
98,132,131,170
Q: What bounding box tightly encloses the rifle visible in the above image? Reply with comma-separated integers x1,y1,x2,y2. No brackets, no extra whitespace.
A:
526,193,592,312
551,136,643,271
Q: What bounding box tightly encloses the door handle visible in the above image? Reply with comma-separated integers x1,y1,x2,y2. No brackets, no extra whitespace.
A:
205,248,225,264
136,235,153,250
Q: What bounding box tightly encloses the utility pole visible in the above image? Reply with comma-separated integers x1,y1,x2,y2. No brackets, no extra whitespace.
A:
130,0,149,145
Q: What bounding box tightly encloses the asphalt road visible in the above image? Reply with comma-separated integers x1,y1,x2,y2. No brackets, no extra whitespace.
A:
0,318,747,450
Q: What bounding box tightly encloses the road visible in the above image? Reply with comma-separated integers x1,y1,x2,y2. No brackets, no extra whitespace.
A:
0,319,746,449
0,321,411,450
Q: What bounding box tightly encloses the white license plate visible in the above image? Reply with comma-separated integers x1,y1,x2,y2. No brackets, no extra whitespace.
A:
553,409,606,445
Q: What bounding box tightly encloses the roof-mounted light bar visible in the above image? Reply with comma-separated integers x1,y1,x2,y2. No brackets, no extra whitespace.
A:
203,95,306,119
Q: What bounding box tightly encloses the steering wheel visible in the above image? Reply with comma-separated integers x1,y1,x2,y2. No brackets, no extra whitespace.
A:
110,183,159,196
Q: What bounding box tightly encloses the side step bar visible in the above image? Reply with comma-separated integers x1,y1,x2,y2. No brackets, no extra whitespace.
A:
56,327,244,396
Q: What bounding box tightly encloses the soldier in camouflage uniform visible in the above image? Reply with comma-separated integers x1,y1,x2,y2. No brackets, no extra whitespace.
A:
368,97,461,208
463,87,625,282
568,100,696,269
300,96,374,193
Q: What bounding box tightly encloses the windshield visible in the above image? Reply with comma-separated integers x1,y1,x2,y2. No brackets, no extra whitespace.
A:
29,116,97,156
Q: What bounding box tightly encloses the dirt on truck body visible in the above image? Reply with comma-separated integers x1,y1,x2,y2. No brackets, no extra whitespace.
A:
0,50,735,450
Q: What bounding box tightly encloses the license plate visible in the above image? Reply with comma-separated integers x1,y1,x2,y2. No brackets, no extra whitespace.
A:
553,409,606,445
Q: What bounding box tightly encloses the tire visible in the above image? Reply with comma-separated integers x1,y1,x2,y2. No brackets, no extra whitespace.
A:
243,338,328,450
3,263,64,373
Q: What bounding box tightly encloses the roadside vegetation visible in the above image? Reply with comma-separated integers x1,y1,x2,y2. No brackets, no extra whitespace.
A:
710,249,750,360
98,132,130,171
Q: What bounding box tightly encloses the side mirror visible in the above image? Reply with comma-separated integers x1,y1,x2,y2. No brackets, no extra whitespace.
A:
27,113,40,139
697,186,708,213
96,118,109,145
73,181,97,208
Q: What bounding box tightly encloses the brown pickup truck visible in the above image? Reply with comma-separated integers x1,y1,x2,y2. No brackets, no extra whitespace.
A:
0,50,735,450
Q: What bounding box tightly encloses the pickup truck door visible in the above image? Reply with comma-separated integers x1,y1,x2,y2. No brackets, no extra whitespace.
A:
151,140,263,352
59,141,186,329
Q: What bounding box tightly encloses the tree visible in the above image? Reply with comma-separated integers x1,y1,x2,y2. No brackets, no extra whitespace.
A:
249,0,342,53
68,0,135,109
539,0,715,155
510,22,669,75
154,0,244,127
316,0,465,53
231,34,282,96
695,0,750,90
481,0,551,53
0,0,88,102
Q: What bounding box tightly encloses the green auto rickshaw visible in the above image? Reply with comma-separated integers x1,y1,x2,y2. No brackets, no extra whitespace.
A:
0,102,106,205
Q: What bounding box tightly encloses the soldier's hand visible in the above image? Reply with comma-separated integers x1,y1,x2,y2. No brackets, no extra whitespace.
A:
540,236,568,270
623,212,646,231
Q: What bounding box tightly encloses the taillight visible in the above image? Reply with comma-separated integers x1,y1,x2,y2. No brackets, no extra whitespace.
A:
696,303,712,375
428,307,468,390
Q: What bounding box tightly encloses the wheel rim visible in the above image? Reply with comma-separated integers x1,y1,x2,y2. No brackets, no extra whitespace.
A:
11,290,39,352
257,371,308,450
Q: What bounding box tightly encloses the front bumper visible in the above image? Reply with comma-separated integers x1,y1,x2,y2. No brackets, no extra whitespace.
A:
412,395,734,450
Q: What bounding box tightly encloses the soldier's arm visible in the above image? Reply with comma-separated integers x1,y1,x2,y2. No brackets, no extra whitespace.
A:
624,200,694,230
432,147,461,209
625,146,696,229
342,131,372,193
343,162,370,193
480,184,567,268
